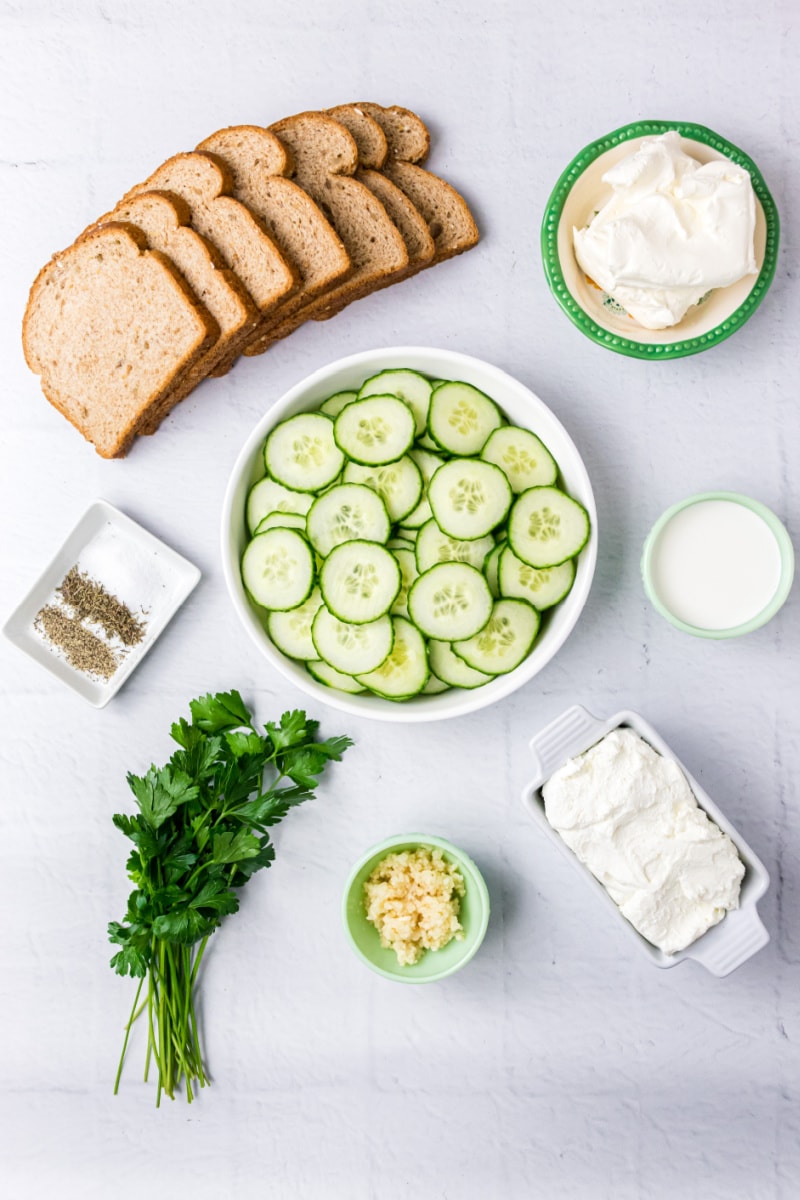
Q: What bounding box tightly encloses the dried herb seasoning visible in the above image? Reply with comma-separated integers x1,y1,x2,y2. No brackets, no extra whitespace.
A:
58,565,147,646
34,604,120,680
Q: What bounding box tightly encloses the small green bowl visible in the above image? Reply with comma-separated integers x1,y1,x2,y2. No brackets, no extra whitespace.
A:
342,834,490,983
541,120,780,359
641,491,795,639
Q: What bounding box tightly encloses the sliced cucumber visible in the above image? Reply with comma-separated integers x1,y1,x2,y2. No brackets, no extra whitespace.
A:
265,412,344,493
307,659,366,694
481,426,558,492
342,455,423,523
427,640,493,689
246,477,314,534
415,517,495,573
306,483,390,558
358,369,432,437
391,548,419,619
356,617,429,699
387,537,416,552
428,459,512,541
408,562,493,641
396,526,419,543
427,381,502,456
311,606,394,675
415,433,440,451
319,390,357,417
483,542,504,598
452,599,540,675
242,529,315,611
422,673,450,695
255,511,307,535
267,587,324,660
498,546,576,608
320,540,401,624
333,395,415,466
507,486,590,568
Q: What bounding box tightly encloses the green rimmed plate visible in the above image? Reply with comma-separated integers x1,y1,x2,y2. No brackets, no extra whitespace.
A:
541,121,780,359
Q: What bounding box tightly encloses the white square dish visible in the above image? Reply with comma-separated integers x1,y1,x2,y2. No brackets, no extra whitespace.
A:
521,705,770,976
3,500,201,708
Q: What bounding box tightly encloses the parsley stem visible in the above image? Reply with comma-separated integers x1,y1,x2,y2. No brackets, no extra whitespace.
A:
113,975,144,1095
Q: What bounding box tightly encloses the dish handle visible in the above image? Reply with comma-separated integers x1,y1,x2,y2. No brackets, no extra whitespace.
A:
686,905,770,977
527,704,605,787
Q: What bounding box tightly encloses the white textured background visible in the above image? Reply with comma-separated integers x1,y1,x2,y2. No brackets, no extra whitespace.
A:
1,1,798,1197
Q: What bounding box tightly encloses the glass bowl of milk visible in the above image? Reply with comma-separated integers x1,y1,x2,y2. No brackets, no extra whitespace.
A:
641,492,794,638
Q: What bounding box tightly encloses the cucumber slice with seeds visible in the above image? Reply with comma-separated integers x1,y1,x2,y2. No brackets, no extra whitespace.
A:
481,426,557,492
507,486,590,568
320,540,401,624
342,455,423,523
358,369,432,437
498,546,576,608
451,598,540,675
319,390,357,417
333,395,415,466
242,528,315,611
255,511,307,535
428,459,512,540
247,477,313,534
307,659,367,693
415,517,495,573
267,587,324,660
306,483,390,558
428,381,502,456
265,412,344,492
311,606,394,675
391,548,419,619
408,562,493,641
427,640,493,689
355,616,429,699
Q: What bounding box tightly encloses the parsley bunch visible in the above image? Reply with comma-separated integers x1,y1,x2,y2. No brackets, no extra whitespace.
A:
109,690,352,1105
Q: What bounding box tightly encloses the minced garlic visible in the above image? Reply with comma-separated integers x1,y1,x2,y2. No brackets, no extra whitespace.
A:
363,847,465,966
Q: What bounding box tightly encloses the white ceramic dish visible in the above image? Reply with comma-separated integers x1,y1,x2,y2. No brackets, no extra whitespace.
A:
221,346,597,723
541,121,779,359
3,500,201,708
522,705,770,976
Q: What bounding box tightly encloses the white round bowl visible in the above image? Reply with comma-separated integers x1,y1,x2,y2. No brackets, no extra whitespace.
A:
221,347,597,722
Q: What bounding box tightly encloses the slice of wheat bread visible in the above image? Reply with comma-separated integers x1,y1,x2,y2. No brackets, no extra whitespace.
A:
119,152,298,318
315,104,435,319
196,126,351,360
355,103,479,261
23,223,218,458
252,112,408,339
91,190,261,434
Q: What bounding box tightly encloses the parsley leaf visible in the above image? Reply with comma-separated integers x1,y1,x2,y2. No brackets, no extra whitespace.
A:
189,689,251,733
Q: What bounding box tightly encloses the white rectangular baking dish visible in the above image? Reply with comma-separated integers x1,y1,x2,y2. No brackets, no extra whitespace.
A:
521,705,770,976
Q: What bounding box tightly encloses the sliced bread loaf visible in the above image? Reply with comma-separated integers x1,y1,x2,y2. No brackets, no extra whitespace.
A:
91,190,260,434
355,103,479,261
23,223,218,458
256,112,408,339
196,125,351,360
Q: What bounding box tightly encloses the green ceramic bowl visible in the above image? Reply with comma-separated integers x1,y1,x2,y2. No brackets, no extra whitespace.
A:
342,834,490,983
541,121,780,359
641,491,795,639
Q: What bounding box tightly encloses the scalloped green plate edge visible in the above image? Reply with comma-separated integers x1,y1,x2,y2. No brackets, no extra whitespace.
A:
540,120,780,360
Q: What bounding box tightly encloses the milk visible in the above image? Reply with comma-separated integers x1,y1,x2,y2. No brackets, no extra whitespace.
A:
649,499,782,630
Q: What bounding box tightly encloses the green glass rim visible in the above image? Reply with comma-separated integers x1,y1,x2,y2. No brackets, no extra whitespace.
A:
341,833,491,984
641,491,795,639
541,120,781,360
